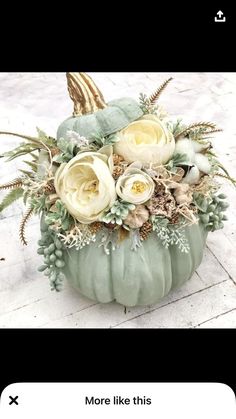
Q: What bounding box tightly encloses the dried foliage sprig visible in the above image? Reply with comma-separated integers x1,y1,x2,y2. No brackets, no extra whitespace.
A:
214,172,236,186
0,188,24,213
0,130,41,143
19,207,34,245
149,77,173,104
0,130,56,147
175,122,221,140
0,178,23,190
201,128,223,136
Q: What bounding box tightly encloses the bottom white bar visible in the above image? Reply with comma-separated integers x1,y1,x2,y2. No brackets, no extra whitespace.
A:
0,382,235,419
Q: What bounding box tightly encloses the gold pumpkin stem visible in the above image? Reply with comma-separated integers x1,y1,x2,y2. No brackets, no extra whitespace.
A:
66,72,107,116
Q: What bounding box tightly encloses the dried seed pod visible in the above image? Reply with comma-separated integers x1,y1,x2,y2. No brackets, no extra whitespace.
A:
44,182,56,194
124,205,149,229
139,221,153,241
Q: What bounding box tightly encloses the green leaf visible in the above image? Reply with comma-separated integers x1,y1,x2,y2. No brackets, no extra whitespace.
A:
23,160,38,172
166,119,185,136
36,127,47,138
139,93,158,114
0,131,54,151
91,132,119,147
44,200,73,232
36,127,57,147
29,195,48,213
19,169,35,178
54,137,76,163
166,153,189,170
23,191,29,205
1,143,39,161
0,188,24,213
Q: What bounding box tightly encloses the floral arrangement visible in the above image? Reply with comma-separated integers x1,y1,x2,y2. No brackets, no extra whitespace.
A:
0,75,235,292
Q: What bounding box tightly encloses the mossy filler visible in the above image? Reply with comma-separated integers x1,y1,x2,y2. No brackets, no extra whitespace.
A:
0,73,235,306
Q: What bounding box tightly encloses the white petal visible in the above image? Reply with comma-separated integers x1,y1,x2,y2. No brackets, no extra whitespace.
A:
194,153,211,174
182,165,200,184
192,140,210,153
174,139,195,162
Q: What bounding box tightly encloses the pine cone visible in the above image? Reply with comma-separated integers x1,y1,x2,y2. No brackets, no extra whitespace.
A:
104,222,117,230
113,165,124,179
89,222,102,234
140,221,153,241
169,212,180,225
113,154,124,166
44,182,56,194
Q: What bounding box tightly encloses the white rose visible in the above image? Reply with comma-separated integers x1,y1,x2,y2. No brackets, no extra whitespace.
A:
54,149,116,223
114,114,175,165
116,167,155,204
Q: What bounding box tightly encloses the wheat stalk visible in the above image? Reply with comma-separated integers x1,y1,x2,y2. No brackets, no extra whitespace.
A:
214,173,236,185
0,178,23,190
175,122,220,140
19,207,34,245
149,77,173,104
201,128,223,137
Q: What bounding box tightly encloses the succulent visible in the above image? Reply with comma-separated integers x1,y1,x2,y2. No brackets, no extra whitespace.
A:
44,200,73,231
37,222,65,291
194,192,229,232
102,200,135,225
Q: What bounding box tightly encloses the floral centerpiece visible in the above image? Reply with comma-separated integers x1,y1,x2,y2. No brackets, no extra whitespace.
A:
0,73,235,306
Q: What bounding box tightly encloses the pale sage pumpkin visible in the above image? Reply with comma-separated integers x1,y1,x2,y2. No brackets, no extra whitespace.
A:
57,73,143,140
59,224,207,307
45,72,208,306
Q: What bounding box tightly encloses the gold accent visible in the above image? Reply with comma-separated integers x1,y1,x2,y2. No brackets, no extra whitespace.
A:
66,72,107,116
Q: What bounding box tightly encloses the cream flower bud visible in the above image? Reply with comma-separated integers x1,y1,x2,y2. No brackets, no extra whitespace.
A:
116,167,155,204
114,114,175,165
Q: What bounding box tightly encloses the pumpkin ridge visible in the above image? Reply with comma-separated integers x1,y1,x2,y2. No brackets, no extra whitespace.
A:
57,98,143,141
41,212,207,306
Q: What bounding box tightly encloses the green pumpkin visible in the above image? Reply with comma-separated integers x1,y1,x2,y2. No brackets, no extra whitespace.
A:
56,223,207,307
42,72,208,306
57,97,143,141
57,73,143,141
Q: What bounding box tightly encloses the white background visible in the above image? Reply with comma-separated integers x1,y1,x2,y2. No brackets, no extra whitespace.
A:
0,382,235,419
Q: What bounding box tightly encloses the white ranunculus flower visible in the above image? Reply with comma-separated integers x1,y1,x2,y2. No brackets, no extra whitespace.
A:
116,167,155,204
54,149,116,223
114,114,175,165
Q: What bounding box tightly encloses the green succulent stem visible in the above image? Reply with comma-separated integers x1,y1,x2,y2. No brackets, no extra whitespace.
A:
193,192,229,232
